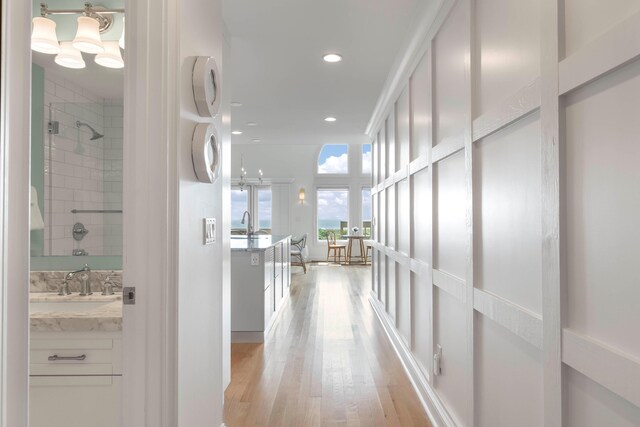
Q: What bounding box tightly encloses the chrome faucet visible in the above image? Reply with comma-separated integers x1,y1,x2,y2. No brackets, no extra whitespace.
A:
102,272,122,296
59,264,92,296
241,210,254,236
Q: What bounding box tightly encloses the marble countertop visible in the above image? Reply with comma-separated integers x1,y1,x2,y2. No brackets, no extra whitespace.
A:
230,234,291,252
30,293,123,332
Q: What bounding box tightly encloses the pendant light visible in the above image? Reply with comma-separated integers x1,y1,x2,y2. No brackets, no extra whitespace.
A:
119,17,125,49
95,41,124,69
55,41,86,69
31,17,60,54
72,16,104,54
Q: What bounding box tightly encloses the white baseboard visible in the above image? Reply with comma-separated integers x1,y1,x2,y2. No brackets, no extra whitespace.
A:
369,293,457,427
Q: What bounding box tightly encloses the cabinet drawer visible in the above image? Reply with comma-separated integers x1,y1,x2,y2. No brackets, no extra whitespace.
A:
31,337,122,376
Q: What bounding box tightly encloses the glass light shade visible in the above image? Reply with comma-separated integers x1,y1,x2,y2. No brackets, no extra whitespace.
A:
72,16,104,54
31,17,60,54
119,17,125,49
299,188,305,203
54,42,86,69
95,41,124,69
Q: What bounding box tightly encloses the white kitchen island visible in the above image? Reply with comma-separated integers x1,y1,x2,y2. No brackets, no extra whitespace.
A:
231,235,291,342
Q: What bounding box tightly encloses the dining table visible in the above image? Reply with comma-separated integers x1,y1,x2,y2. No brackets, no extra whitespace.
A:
345,234,367,264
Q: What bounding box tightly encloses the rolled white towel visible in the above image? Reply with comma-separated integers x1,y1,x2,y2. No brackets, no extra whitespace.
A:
30,186,45,231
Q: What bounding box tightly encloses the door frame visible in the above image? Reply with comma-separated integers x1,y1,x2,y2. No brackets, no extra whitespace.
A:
1,1,31,425
0,0,179,425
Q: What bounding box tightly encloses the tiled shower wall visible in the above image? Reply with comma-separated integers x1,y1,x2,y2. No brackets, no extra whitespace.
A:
42,72,123,256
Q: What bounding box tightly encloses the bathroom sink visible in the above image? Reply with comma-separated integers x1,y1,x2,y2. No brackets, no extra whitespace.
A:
230,235,265,240
30,300,112,314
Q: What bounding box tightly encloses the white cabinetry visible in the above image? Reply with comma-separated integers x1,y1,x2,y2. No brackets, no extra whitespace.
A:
29,331,122,427
231,236,292,342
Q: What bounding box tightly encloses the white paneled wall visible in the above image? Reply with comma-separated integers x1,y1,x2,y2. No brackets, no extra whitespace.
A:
368,0,640,425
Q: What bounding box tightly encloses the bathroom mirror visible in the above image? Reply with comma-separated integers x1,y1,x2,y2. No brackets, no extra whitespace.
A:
30,0,124,271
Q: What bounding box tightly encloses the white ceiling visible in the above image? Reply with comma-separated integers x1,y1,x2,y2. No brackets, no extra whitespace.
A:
223,0,426,145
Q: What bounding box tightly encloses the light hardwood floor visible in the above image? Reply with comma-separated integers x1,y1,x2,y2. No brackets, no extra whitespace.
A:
224,264,431,427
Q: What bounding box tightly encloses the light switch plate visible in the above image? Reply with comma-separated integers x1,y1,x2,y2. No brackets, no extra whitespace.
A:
204,218,216,244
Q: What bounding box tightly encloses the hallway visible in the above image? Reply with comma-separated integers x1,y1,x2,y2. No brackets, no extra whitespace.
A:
224,264,431,426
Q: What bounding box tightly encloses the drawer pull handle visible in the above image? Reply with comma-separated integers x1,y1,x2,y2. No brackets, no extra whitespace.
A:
48,354,87,361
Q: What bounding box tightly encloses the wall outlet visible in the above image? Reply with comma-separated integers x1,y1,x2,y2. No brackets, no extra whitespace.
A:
433,344,442,376
250,253,260,266
203,218,216,245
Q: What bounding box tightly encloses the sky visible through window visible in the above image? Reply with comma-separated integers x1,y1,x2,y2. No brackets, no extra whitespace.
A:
318,144,349,174
362,188,372,237
257,188,272,230
317,189,349,237
362,144,372,174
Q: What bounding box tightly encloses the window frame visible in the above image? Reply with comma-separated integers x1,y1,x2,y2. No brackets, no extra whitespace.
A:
230,184,272,235
315,186,350,242
361,143,372,176
361,186,372,238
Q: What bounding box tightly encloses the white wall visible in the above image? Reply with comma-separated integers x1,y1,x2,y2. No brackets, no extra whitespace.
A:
232,143,371,261
368,0,640,426
177,0,229,425
121,0,229,425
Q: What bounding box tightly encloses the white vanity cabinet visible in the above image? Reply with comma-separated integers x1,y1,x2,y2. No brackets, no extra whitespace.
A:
231,235,292,342
29,331,122,427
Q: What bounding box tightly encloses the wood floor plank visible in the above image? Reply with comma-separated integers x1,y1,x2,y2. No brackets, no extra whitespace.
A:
224,264,431,427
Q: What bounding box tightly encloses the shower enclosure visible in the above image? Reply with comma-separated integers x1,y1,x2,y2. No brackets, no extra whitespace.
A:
34,101,123,257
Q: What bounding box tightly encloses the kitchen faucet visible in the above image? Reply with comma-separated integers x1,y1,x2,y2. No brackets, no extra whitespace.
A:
241,210,254,237
59,264,92,296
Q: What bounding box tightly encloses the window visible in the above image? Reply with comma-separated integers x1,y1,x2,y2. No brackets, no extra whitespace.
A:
362,143,372,174
256,187,272,234
231,188,249,234
231,186,272,234
362,188,372,237
318,144,348,174
317,188,349,240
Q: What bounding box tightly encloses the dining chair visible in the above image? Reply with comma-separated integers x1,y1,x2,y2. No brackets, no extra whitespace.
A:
326,231,347,264
364,240,373,265
291,233,308,273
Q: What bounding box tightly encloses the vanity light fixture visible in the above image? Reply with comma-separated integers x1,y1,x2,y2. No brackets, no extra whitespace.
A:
251,139,261,143
324,117,337,122
298,188,305,204
232,130,243,135
31,16,60,54
95,41,124,68
323,53,343,63
231,102,243,107
32,3,125,68
73,16,105,53
246,122,257,126
119,16,125,49
55,41,86,69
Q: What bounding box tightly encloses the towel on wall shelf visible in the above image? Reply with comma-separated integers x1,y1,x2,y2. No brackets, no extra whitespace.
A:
30,186,45,231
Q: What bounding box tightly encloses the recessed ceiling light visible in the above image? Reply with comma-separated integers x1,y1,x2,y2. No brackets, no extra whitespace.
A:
246,122,258,126
323,53,343,63
251,139,261,143
324,117,337,122
230,102,243,107
232,130,243,135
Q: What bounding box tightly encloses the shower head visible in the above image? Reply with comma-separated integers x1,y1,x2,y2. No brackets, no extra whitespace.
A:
76,121,104,140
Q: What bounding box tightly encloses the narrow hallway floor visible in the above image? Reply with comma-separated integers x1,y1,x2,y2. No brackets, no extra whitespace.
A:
224,264,431,427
